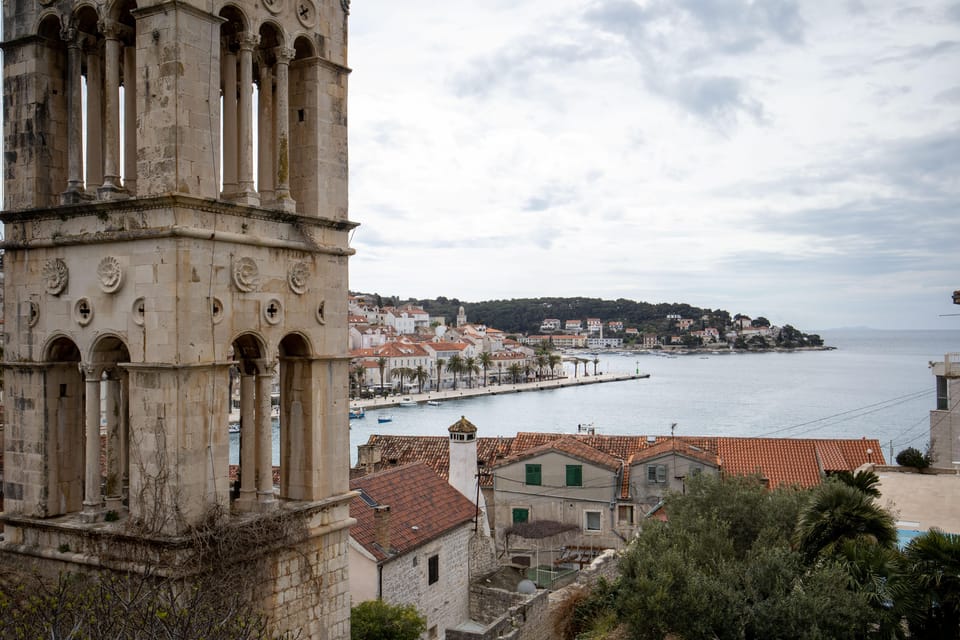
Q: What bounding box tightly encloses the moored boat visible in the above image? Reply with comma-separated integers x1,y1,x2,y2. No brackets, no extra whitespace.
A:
398,397,417,407
377,415,393,424
349,407,366,419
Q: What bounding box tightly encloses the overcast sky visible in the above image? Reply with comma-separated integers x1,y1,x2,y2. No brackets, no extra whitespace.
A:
346,0,959,330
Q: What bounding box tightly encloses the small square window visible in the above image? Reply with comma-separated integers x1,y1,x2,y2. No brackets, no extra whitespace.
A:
566,464,583,487
525,464,541,486
585,511,601,531
512,508,529,523
647,464,667,484
428,554,439,585
617,505,633,525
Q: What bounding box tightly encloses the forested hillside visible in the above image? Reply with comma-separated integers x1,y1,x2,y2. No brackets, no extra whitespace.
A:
358,294,736,335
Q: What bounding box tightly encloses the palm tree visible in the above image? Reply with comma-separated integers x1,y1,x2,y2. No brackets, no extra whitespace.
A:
548,353,562,379
463,356,480,388
435,358,445,391
833,469,882,498
535,354,547,380
904,529,960,637
350,363,366,398
376,356,388,396
523,362,533,382
507,363,523,383
479,352,493,387
497,362,503,386
413,365,429,394
391,366,414,394
592,357,600,376
446,354,463,390
794,482,897,563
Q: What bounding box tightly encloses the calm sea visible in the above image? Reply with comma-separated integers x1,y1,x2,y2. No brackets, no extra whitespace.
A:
230,330,960,467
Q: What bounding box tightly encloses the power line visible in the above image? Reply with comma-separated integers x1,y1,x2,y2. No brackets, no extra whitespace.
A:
754,388,932,438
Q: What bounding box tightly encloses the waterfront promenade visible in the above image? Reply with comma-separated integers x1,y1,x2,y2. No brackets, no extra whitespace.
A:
351,371,651,410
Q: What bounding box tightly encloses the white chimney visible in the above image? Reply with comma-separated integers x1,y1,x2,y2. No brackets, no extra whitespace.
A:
448,416,490,535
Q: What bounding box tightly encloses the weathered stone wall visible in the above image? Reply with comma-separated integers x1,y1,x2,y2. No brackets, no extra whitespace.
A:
448,587,549,640
381,523,472,639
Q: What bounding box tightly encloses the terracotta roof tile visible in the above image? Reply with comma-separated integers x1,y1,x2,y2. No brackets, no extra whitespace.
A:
349,463,477,562
353,431,883,494
491,436,621,471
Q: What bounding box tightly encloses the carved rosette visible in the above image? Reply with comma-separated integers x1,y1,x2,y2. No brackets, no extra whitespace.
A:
97,256,123,293
232,257,260,292
287,261,310,295
43,258,69,295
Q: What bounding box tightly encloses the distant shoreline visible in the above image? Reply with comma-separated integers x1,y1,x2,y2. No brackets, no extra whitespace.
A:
351,371,650,411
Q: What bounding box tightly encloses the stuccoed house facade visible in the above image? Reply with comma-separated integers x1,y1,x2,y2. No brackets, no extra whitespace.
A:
628,438,720,515
491,437,627,565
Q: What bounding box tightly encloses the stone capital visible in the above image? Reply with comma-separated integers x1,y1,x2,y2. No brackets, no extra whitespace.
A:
80,363,101,381
274,46,296,64
238,32,260,51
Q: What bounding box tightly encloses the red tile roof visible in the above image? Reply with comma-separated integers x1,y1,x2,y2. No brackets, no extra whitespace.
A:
354,431,884,495
350,463,478,562
491,436,621,471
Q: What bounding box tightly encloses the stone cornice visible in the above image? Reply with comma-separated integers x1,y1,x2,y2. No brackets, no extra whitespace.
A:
131,1,227,25
0,195,358,256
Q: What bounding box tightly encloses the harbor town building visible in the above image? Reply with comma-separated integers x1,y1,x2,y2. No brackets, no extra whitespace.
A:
1,0,355,635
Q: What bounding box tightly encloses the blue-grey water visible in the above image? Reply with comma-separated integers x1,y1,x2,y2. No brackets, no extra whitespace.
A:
348,329,959,465
231,330,960,467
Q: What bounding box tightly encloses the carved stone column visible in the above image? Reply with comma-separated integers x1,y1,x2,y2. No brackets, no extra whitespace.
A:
82,365,103,520
257,57,275,202
256,361,277,509
235,33,260,205
98,20,124,198
221,43,238,196
61,25,85,201
85,41,104,191
273,47,296,212
236,372,257,510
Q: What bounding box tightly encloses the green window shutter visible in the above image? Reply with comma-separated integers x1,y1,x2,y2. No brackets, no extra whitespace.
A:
512,508,529,523
525,464,541,486
566,464,583,487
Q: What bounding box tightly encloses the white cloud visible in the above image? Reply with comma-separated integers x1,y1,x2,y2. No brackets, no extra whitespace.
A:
347,0,960,329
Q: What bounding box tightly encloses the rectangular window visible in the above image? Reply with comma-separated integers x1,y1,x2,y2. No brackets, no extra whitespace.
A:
690,465,702,477
566,464,583,487
428,554,439,585
585,511,601,532
937,376,948,411
512,508,529,523
617,505,633,525
525,464,542,486
647,464,667,484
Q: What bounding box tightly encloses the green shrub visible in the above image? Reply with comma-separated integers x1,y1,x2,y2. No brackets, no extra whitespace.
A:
895,447,931,469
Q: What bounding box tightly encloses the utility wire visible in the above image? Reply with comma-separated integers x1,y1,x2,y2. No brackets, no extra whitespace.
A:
753,388,931,438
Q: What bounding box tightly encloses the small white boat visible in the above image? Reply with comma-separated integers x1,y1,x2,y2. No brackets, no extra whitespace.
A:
228,422,240,434
377,415,393,424
349,407,366,419
426,400,441,406
398,397,417,407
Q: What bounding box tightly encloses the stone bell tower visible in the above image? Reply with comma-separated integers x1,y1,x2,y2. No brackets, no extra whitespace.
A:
1,0,355,635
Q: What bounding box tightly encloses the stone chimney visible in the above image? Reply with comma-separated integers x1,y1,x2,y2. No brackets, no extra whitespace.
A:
373,505,391,552
358,443,382,474
448,416,490,535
